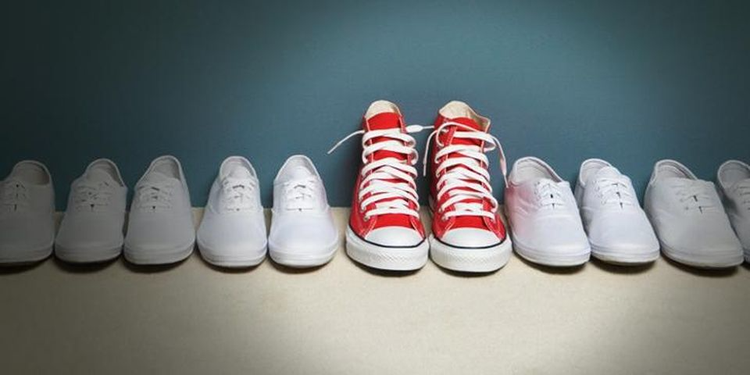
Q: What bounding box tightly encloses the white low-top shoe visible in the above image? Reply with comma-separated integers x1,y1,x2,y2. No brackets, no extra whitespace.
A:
505,157,590,267
268,155,338,268
717,160,750,262
55,159,127,263
575,159,660,265
124,156,196,265
0,161,55,264
645,160,743,268
197,156,267,268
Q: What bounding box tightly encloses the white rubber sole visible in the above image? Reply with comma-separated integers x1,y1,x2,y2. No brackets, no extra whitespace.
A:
197,241,267,268
590,244,660,266
345,226,429,271
513,238,591,267
429,235,513,272
0,244,53,265
660,241,743,269
123,242,194,265
54,243,122,264
268,240,337,268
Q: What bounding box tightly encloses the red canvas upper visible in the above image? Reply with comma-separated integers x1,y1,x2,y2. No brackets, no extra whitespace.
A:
349,112,425,240
428,114,507,242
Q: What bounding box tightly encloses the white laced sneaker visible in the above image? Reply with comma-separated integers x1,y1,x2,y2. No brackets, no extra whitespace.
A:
55,159,127,263
645,159,743,268
268,155,338,268
717,159,750,262
0,160,55,264
197,156,267,268
124,155,196,265
574,159,659,265
505,157,591,266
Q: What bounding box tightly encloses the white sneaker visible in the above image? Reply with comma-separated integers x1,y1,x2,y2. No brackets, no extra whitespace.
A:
575,159,660,265
55,159,127,263
644,160,743,268
717,160,750,262
124,156,195,265
197,156,267,268
268,155,338,268
0,161,55,264
505,157,590,266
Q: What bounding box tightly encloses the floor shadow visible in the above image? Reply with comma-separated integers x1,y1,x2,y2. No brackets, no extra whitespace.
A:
663,257,738,278
0,257,50,275
515,254,586,275
123,254,191,274
347,256,422,278
268,258,329,274
198,253,264,274
589,257,655,275
434,262,502,278
52,256,119,274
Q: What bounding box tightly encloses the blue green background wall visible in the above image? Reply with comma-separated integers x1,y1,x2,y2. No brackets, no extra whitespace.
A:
2,0,749,209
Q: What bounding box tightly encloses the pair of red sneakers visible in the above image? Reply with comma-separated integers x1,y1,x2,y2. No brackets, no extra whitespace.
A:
330,100,512,272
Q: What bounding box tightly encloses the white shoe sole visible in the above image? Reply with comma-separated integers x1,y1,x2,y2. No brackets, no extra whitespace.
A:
590,244,660,266
124,242,194,265
513,238,590,267
54,243,122,264
660,241,743,269
268,239,337,268
345,226,428,271
429,235,512,272
197,241,267,268
0,244,53,265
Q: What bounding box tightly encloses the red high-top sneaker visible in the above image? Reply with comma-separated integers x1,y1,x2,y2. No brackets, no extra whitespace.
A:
425,101,512,272
329,100,429,271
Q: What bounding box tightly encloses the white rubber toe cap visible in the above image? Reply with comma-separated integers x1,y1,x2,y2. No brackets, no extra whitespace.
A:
365,227,423,247
440,228,501,248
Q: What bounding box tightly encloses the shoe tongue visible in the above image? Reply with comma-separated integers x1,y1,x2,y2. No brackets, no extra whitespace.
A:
365,112,408,163
590,166,621,182
287,166,312,181
142,171,177,184
227,167,252,179
366,112,402,131
441,117,484,148
86,169,117,185
439,117,490,230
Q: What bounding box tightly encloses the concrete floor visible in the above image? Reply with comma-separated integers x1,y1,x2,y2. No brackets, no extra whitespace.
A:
1,208,749,374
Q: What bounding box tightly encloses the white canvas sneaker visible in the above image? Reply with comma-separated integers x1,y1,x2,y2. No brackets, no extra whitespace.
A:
575,159,660,265
268,155,338,268
644,160,743,268
505,157,590,267
716,160,750,262
0,161,55,264
55,159,127,263
124,155,195,265
197,156,267,268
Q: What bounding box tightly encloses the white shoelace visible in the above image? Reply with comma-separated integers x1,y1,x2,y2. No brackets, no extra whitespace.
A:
328,125,427,220
284,177,318,211
221,178,256,212
74,182,113,211
536,180,566,209
1,180,28,212
672,181,717,213
422,121,507,220
734,180,750,210
136,181,175,211
594,177,636,208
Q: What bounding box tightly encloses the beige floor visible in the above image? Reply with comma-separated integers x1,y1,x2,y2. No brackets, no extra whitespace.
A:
1,208,749,375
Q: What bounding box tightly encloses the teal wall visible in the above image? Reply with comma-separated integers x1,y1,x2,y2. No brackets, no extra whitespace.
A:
2,0,749,209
